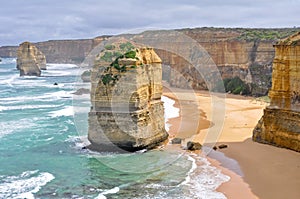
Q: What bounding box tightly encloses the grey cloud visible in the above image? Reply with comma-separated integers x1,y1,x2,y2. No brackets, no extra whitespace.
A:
0,0,299,46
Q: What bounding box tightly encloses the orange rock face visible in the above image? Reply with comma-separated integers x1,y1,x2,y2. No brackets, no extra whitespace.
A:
253,32,300,152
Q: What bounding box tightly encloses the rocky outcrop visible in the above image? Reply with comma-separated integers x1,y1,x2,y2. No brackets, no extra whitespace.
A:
16,42,46,76
253,32,300,152
88,41,168,152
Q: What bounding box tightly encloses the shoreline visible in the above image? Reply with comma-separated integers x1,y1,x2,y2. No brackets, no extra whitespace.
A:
163,85,300,199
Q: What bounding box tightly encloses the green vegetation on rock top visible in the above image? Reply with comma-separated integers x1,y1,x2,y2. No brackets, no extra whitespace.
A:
124,50,136,59
236,28,300,41
100,48,140,86
119,42,135,51
104,44,115,50
100,51,123,62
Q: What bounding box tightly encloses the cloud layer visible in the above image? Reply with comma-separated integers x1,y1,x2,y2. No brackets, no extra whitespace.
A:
1,0,299,46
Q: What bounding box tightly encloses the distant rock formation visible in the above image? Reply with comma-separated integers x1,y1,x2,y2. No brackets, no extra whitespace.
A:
81,70,91,82
16,42,46,76
253,32,300,152
88,41,168,152
72,88,90,95
0,36,109,64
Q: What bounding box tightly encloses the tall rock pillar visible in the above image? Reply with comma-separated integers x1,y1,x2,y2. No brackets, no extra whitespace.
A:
253,32,300,152
88,44,168,152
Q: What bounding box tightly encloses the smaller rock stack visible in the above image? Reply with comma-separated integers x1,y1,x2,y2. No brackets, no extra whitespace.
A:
16,42,46,76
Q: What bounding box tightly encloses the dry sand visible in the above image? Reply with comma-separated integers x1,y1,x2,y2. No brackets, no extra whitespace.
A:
163,85,300,199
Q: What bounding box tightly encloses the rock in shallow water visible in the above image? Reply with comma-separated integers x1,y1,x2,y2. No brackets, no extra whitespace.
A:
16,41,46,76
72,88,90,95
88,41,168,152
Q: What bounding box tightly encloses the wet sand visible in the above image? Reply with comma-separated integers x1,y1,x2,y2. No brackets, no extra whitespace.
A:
163,85,300,199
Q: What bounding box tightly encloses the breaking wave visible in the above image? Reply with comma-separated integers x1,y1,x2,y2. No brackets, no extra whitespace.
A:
0,170,55,199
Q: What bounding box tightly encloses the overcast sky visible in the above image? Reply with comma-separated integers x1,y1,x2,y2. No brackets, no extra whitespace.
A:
1,0,299,46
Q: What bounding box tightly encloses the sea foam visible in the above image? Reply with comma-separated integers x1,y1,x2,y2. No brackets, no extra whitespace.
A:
0,58,16,65
0,170,55,199
0,118,36,138
161,96,180,131
49,106,74,117
43,63,79,77
95,187,120,199
184,155,230,199
0,90,72,104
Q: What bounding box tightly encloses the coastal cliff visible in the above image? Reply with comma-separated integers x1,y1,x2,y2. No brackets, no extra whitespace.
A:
0,36,109,64
16,42,46,76
34,37,108,64
1,28,299,95
253,32,300,152
155,28,299,96
88,41,168,151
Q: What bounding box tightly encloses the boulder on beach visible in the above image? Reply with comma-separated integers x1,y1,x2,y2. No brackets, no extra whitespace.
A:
171,138,182,144
187,141,202,151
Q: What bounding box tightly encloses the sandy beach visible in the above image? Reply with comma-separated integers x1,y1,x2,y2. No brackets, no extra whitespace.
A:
163,85,300,199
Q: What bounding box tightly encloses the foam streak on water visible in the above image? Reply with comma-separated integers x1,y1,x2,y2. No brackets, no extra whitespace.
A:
184,155,230,199
161,96,179,131
49,106,74,117
0,170,55,199
95,187,120,199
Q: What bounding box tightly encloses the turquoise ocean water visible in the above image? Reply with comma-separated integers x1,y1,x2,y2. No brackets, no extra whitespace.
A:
0,58,229,199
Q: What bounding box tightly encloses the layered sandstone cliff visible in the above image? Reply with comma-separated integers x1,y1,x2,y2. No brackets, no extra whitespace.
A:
88,41,168,151
2,28,299,95
154,29,279,95
16,42,46,76
253,32,300,152
0,36,108,64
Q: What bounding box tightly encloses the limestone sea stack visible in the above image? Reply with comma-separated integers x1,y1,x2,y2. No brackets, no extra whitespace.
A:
88,42,168,152
253,32,300,152
16,41,46,76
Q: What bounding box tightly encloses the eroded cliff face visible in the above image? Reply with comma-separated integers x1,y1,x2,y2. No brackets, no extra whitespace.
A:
16,42,46,76
0,36,108,64
88,41,168,151
2,28,300,95
253,32,300,152
34,37,107,64
154,29,278,96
